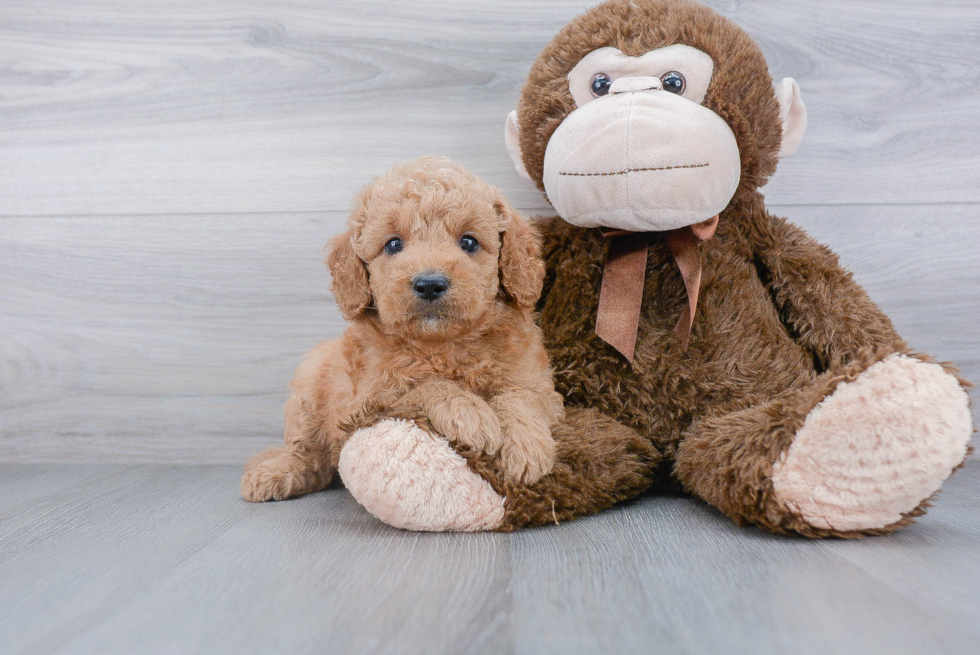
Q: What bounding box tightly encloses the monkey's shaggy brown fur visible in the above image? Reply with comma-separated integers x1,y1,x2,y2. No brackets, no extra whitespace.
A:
423,0,971,536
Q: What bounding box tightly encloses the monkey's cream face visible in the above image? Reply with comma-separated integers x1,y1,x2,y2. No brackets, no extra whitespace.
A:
505,33,807,234
543,45,741,232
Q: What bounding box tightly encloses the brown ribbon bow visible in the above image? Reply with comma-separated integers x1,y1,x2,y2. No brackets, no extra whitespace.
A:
595,216,719,363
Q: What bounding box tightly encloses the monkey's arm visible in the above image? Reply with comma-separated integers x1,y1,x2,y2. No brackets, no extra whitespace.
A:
750,213,907,369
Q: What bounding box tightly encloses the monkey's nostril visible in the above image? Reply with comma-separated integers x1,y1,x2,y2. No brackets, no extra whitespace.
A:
412,274,450,301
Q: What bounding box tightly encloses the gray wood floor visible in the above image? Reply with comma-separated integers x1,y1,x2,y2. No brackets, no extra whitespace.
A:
1,1,979,653
1,463,978,655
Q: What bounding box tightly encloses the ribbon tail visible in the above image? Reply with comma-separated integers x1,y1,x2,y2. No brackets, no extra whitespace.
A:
664,226,703,352
595,233,649,363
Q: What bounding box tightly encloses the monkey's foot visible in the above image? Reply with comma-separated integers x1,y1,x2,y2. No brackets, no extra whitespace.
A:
772,354,972,532
338,419,506,532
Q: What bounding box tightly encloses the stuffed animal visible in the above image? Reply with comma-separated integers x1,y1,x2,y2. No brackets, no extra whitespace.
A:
325,0,974,536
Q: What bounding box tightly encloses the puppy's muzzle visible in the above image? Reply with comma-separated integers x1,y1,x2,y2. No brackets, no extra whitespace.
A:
412,273,450,302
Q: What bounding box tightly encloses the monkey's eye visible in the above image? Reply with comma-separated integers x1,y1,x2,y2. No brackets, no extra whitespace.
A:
384,237,403,255
459,235,480,253
661,71,686,95
590,73,612,97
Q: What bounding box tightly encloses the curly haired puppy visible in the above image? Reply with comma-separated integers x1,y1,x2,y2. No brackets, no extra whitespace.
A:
241,157,563,502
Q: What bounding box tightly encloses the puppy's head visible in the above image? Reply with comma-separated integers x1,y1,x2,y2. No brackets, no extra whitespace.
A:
327,156,543,338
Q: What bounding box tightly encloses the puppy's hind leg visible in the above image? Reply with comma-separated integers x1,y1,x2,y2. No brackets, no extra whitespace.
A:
241,448,332,502
242,341,341,502
241,393,334,502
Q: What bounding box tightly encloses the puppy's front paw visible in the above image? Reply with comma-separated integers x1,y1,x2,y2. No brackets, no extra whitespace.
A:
241,449,332,502
426,394,504,455
499,424,556,485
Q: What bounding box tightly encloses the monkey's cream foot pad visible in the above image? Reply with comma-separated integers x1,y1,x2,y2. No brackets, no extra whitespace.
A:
339,419,506,532
772,354,972,531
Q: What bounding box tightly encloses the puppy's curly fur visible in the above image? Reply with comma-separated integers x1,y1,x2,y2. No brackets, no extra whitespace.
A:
242,157,564,502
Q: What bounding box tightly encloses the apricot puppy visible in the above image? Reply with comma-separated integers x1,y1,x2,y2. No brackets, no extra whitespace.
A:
241,157,563,503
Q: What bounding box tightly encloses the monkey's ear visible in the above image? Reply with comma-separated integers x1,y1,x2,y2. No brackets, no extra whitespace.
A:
496,195,544,310
326,230,371,321
775,78,807,158
504,111,533,181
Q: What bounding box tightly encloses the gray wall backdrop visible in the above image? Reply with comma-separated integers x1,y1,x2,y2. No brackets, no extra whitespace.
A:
1,0,978,463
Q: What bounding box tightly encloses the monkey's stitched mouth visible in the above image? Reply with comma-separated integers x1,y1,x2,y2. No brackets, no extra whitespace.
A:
559,162,710,177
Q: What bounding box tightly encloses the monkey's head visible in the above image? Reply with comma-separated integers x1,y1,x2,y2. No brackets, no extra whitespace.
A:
505,0,806,233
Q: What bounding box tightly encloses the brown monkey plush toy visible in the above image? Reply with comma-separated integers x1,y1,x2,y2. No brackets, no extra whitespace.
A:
338,0,973,536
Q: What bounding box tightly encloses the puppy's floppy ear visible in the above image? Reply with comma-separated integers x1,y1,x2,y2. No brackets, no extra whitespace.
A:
326,230,371,320
496,195,544,310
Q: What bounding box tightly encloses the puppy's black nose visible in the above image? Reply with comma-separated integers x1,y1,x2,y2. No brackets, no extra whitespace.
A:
412,274,450,301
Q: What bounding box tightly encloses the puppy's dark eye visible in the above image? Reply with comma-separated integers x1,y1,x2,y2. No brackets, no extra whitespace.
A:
384,237,403,255
590,73,612,97
661,71,686,94
459,235,479,253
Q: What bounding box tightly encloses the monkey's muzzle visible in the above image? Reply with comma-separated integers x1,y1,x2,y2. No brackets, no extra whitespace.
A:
542,89,741,233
